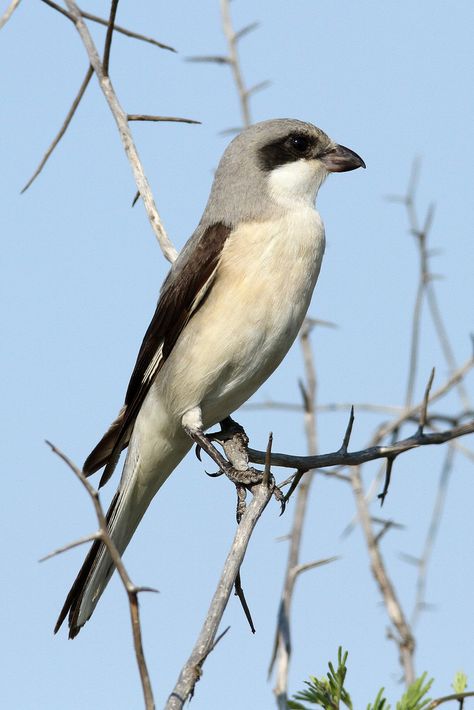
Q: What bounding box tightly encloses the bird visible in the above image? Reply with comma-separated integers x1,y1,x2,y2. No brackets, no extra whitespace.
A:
55,118,365,638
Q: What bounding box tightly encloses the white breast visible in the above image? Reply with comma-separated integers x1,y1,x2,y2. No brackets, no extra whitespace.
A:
157,205,325,426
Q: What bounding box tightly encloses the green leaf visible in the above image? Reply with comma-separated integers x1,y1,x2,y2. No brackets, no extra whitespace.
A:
288,648,353,709
396,673,433,710
367,687,390,710
452,671,468,694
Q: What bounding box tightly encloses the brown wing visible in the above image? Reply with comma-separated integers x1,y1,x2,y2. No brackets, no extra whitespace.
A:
83,222,232,484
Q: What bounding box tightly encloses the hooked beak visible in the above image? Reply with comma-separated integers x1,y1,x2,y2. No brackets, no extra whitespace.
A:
320,143,366,172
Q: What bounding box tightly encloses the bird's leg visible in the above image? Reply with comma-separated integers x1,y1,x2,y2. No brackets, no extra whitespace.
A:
182,409,285,513
182,409,263,486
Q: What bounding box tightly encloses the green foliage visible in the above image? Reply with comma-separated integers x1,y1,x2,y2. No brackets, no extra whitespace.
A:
395,673,432,709
452,671,468,695
288,648,353,709
366,687,389,710
288,650,436,710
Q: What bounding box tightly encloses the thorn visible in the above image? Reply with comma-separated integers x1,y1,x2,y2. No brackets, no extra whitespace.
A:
378,457,395,506
417,367,435,435
340,406,355,453
262,432,273,487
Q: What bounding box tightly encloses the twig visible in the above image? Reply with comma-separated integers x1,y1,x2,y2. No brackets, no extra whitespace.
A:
46,441,155,710
270,320,319,709
372,356,474,446
127,114,200,124
63,0,178,263
39,532,100,562
249,418,474,474
21,65,94,193
166,481,274,709
411,446,455,625
40,0,175,52
351,466,415,685
428,691,474,708
220,0,252,127
102,0,119,77
0,0,21,30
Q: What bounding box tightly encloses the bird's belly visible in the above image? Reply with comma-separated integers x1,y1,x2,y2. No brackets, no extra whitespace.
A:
158,211,325,427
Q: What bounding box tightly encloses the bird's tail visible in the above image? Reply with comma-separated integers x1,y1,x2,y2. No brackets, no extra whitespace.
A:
54,435,189,638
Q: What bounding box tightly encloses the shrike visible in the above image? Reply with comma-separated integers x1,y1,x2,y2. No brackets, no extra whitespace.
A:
55,118,364,637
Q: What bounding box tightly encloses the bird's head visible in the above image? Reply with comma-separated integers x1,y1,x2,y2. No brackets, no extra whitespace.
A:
205,118,365,224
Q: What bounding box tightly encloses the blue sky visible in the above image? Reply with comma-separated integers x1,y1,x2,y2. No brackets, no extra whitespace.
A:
1,1,473,708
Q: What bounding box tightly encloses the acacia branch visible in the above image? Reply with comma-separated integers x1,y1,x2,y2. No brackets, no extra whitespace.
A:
249,418,474,475
40,0,175,51
166,480,274,709
351,466,415,685
61,0,177,262
270,320,320,710
0,0,21,30
45,442,155,710
220,0,251,128
21,65,94,193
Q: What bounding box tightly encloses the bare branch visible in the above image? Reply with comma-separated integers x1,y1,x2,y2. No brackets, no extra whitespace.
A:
40,0,176,52
235,21,260,41
39,532,100,562
220,0,252,127
351,466,415,685
372,355,474,445
411,446,455,625
102,0,119,78
63,0,178,263
21,65,94,193
186,54,230,64
270,321,319,709
46,441,155,710
0,0,21,30
428,691,474,708
127,114,201,124
249,419,474,474
166,481,273,709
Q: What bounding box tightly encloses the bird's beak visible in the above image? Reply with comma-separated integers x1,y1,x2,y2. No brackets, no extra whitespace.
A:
320,143,366,172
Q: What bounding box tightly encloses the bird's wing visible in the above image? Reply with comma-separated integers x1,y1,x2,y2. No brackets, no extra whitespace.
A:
83,222,232,484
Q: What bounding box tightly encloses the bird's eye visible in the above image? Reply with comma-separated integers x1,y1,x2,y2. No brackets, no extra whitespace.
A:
289,134,310,153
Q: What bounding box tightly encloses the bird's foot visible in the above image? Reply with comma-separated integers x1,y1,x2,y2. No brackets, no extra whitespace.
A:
185,417,285,515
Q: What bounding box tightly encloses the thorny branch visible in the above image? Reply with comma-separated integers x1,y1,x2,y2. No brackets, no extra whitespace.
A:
45,442,156,710
0,0,21,30
269,319,326,710
40,0,175,52
351,466,416,685
166,477,275,709
25,0,192,263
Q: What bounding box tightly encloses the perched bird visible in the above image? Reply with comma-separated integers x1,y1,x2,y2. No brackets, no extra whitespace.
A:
55,118,365,637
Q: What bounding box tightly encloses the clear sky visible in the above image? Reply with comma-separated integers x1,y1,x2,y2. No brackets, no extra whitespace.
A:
1,1,473,708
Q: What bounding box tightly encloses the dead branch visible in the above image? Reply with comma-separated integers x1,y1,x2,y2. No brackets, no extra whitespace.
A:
21,65,94,193
127,114,201,124
102,0,119,77
270,320,320,709
428,691,474,708
40,0,175,52
45,442,155,710
0,0,21,30
390,161,471,409
62,0,177,262
220,0,252,128
351,466,415,685
249,417,474,476
411,446,455,625
165,479,274,709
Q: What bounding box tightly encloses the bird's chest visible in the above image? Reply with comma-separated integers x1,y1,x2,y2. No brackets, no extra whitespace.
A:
220,208,325,339
208,208,325,383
